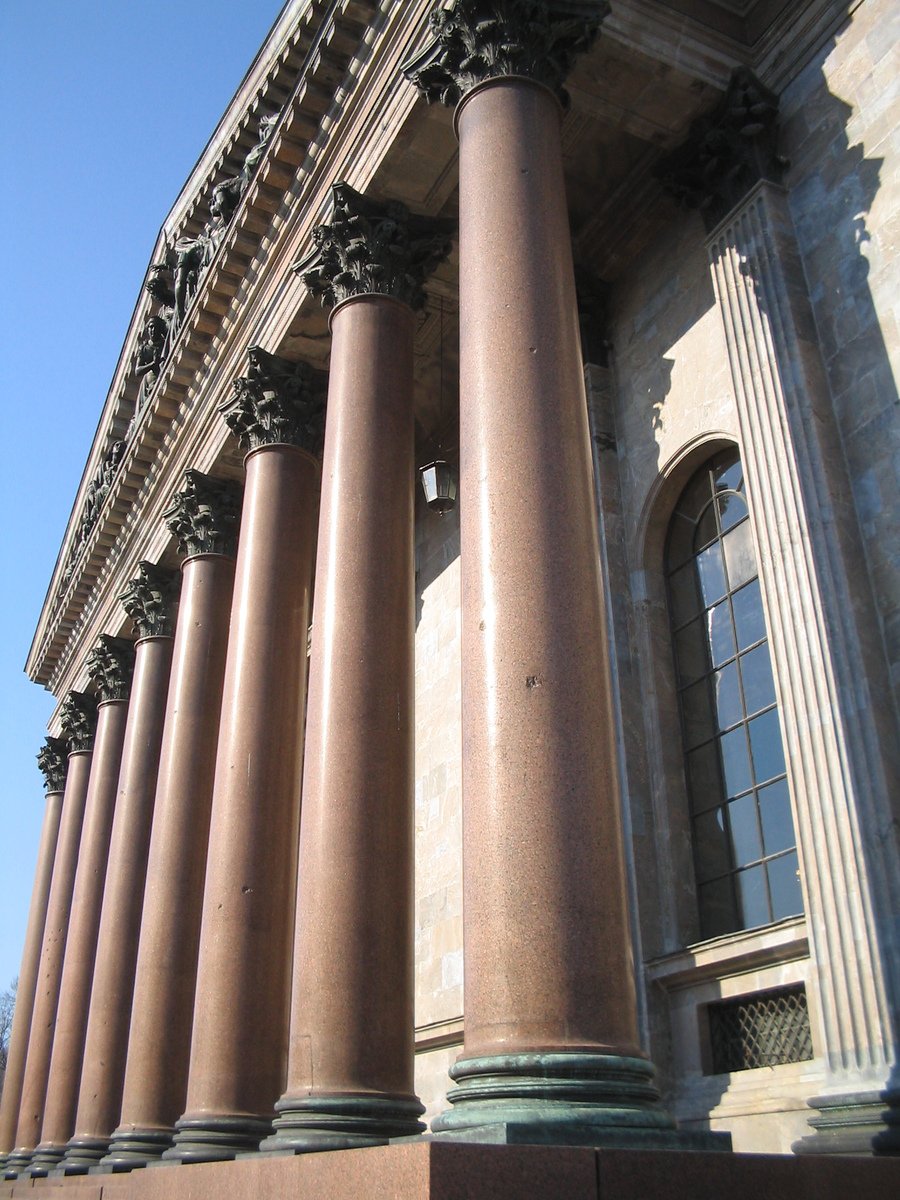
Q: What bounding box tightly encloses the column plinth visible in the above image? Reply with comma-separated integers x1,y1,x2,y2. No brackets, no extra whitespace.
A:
0,741,66,1170
262,292,424,1154
60,633,174,1174
6,714,95,1177
104,550,237,1170
28,700,129,1175
165,440,319,1163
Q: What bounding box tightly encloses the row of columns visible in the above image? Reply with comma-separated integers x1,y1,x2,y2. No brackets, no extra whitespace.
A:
1,2,721,1178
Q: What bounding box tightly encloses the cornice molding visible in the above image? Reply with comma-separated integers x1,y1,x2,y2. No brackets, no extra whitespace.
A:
26,1,378,686
296,181,453,310
402,1,606,107
37,737,70,794
221,347,326,455
85,634,136,703
163,469,243,559
119,561,181,639
59,691,99,753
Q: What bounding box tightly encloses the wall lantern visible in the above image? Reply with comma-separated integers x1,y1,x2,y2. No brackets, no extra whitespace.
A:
419,459,457,516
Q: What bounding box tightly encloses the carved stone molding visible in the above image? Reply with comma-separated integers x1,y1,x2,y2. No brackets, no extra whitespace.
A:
657,67,786,229
59,691,98,753
402,0,605,108
220,346,326,455
86,634,137,702
146,110,281,349
61,439,127,586
37,737,69,793
163,469,242,559
295,181,453,311
119,561,181,639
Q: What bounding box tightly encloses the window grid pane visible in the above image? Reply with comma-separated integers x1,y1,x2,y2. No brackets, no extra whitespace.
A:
665,451,802,938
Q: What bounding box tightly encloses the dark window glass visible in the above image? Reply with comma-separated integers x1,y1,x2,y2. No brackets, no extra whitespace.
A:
740,644,776,715
732,579,766,650
665,449,801,937
768,851,803,920
758,779,794,856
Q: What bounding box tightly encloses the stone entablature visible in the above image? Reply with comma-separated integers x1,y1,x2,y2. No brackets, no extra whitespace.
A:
26,0,379,694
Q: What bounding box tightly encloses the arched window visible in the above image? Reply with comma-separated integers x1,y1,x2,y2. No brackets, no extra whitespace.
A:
665,448,803,940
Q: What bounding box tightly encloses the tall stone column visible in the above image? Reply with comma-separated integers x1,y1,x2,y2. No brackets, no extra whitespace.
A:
165,349,322,1162
262,184,451,1154
60,565,178,1173
403,3,719,1148
6,693,97,1176
0,740,68,1170
662,70,900,1154
104,472,241,1169
25,638,134,1175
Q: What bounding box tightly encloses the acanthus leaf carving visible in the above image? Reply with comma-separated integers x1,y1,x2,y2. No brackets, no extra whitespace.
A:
657,68,786,229
119,561,180,639
85,634,136,703
221,347,326,455
402,0,606,108
59,690,99,753
163,469,242,559
37,736,70,793
295,181,453,311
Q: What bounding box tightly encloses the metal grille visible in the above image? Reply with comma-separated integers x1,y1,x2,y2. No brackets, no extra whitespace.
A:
707,984,813,1074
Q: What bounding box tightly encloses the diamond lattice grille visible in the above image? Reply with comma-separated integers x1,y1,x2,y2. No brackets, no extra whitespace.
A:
708,984,813,1074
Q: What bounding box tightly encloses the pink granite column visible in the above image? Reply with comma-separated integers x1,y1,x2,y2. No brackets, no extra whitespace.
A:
60,565,179,1173
165,350,322,1163
26,639,134,1175
0,741,67,1171
5,693,97,1176
261,185,450,1153
104,472,240,1169
403,5,693,1146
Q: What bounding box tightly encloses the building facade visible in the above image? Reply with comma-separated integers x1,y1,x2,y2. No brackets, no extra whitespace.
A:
1,0,898,1194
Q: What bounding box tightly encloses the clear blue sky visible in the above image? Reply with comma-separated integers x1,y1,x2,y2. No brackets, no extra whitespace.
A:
0,1,287,988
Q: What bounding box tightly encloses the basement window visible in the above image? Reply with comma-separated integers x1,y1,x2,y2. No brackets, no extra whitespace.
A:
706,984,813,1074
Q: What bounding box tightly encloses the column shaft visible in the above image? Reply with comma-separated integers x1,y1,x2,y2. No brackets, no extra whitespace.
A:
61,637,173,1171
106,554,235,1167
457,79,638,1057
8,751,92,1168
0,789,64,1162
266,296,422,1151
29,701,129,1171
168,445,318,1161
430,76,713,1147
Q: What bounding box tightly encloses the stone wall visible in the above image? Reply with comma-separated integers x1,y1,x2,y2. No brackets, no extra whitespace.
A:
782,0,900,707
412,500,463,1126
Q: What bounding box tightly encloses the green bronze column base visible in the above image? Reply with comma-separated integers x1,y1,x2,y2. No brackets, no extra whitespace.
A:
3,1149,33,1178
792,1088,900,1156
259,1093,426,1154
56,1136,111,1174
431,1053,730,1152
18,1142,67,1176
98,1126,175,1170
163,1114,272,1163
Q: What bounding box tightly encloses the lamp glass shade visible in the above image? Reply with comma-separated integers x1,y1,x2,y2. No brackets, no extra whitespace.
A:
420,460,457,515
